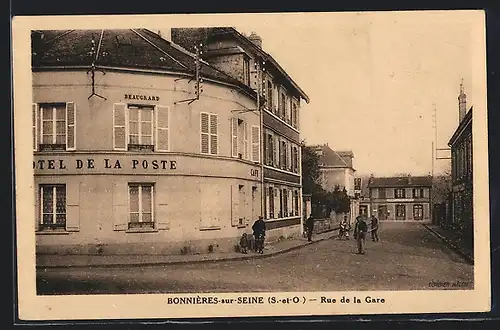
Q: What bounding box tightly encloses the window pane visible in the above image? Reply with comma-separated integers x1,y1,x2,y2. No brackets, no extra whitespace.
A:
43,214,53,224
129,108,138,121
42,107,53,120
141,122,151,135
42,134,53,144
141,109,152,121
129,134,139,144
142,186,152,212
56,214,66,224
43,121,53,135
141,136,152,145
42,188,53,213
55,134,66,144
129,121,138,134
129,186,139,212
130,213,139,223
55,186,66,214
142,213,152,223
56,107,65,120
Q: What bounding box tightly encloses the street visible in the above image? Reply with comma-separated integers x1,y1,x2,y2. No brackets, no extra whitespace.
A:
36,223,474,295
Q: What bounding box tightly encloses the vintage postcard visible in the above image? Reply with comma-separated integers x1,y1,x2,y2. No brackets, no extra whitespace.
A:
13,10,490,320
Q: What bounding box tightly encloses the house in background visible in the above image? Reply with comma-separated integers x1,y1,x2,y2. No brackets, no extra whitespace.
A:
310,144,359,223
447,81,473,244
367,175,433,222
355,175,371,218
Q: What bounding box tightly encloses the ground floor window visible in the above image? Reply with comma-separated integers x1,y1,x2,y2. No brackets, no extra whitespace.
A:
378,205,388,220
395,204,406,220
40,184,66,230
129,183,154,229
294,190,299,216
413,204,423,220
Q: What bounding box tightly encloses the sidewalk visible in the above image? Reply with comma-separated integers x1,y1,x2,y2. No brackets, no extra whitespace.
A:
36,230,339,269
423,223,474,264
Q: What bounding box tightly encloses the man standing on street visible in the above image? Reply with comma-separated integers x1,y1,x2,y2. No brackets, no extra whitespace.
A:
353,215,368,254
252,216,266,253
305,215,315,242
370,214,379,242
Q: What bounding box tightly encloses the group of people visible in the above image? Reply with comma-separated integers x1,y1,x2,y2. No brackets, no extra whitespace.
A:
353,213,379,254
239,216,266,254
240,213,380,255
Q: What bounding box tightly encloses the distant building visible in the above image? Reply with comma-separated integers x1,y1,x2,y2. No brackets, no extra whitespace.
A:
447,81,473,240
355,176,371,217
367,175,433,221
310,144,359,223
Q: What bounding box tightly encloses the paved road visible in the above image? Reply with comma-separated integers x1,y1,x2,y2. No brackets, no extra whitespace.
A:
37,222,474,295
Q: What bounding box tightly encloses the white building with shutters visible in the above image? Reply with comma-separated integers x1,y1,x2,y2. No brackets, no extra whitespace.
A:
32,29,266,255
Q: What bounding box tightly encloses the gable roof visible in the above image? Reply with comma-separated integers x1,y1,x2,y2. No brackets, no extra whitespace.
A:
448,106,472,147
368,176,433,188
31,29,254,96
310,144,351,169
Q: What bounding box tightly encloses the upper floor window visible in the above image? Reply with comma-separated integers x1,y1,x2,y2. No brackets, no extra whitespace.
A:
394,188,406,198
113,103,169,152
279,92,286,120
33,102,76,151
354,178,362,191
200,112,218,155
378,188,386,199
231,118,249,160
291,101,298,129
413,188,424,198
266,80,274,110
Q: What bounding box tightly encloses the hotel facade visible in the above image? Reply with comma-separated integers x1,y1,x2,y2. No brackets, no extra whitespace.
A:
32,28,309,255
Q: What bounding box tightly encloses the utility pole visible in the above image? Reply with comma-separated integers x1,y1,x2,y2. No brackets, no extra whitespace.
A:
254,59,266,218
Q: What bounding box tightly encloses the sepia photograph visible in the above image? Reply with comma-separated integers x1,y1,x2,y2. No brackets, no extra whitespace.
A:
13,10,490,320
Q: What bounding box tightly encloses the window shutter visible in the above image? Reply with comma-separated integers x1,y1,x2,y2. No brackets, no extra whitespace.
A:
251,125,260,162
113,182,128,231
155,105,169,152
32,103,38,151
65,102,76,150
231,117,238,157
244,122,249,160
200,113,209,153
274,135,279,167
210,114,218,155
113,103,127,151
66,183,80,231
231,185,239,226
155,186,169,230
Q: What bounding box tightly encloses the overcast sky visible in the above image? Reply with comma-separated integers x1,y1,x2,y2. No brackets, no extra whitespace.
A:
231,11,483,176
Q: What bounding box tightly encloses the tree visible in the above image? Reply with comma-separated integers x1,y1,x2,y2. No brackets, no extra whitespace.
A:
432,170,452,204
301,141,322,195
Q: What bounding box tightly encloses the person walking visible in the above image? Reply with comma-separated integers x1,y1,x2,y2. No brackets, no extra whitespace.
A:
353,215,368,254
252,216,266,253
305,215,315,242
370,214,379,242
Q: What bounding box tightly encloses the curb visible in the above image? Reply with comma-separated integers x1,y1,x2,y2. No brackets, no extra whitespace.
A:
423,224,474,265
36,231,338,269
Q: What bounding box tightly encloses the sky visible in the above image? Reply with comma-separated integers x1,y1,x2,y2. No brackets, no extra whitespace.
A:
230,11,483,177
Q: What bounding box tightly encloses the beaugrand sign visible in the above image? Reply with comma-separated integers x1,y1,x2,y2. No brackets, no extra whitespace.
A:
124,93,160,101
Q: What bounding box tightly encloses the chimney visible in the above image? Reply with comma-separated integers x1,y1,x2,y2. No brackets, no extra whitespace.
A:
458,79,467,122
407,173,412,184
248,31,262,49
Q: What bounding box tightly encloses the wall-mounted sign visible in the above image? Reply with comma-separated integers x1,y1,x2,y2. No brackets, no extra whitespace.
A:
250,169,259,177
33,158,177,171
124,94,160,102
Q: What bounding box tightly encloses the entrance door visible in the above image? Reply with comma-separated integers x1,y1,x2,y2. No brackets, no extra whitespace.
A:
378,205,388,220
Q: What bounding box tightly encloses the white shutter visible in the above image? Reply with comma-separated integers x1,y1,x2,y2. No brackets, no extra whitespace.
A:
273,135,279,167
156,187,169,230
251,125,260,162
66,102,76,150
113,181,128,231
155,105,170,152
231,185,239,226
66,182,80,231
113,103,127,151
32,103,38,151
200,112,209,154
231,117,238,157
244,122,249,160
210,114,218,155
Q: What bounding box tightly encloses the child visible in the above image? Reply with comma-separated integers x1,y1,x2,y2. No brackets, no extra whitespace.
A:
239,233,249,254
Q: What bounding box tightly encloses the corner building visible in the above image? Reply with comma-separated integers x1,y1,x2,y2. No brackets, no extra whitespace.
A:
32,28,309,255
32,29,266,255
